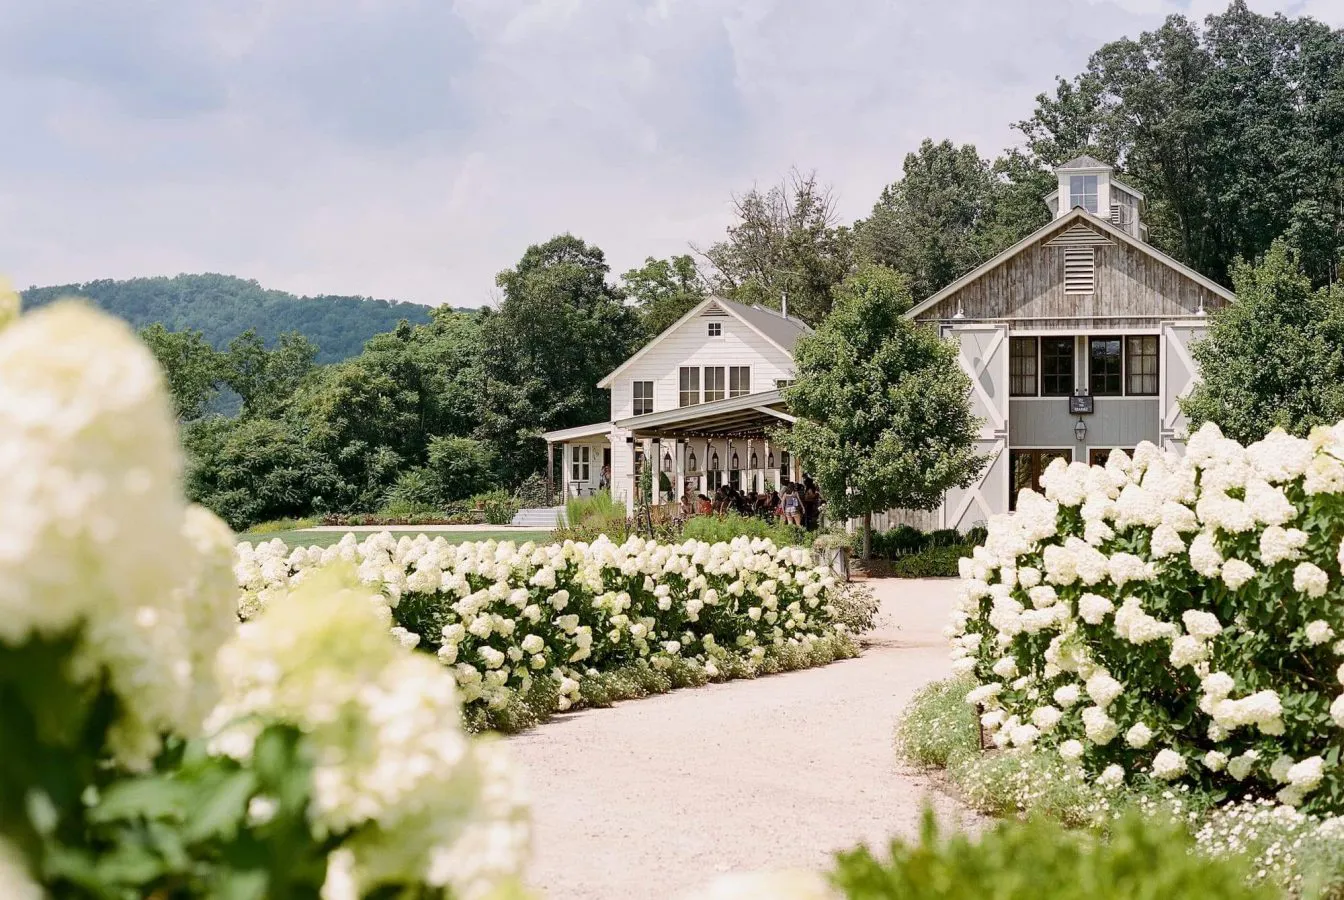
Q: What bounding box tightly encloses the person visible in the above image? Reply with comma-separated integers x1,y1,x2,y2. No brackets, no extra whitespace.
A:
697,493,713,516
766,489,780,522
782,484,803,526
803,477,822,530
598,464,610,491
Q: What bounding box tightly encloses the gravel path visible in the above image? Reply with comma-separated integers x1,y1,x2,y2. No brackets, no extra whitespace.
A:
508,577,975,900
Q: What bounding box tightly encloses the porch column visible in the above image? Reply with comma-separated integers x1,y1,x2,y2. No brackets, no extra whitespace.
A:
645,437,655,507
674,439,686,514
559,442,568,500
545,441,554,506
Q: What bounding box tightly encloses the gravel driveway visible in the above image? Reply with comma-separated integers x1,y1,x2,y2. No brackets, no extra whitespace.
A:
508,577,974,900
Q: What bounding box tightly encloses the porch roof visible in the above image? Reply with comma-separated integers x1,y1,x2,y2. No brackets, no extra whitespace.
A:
614,389,793,439
542,421,611,442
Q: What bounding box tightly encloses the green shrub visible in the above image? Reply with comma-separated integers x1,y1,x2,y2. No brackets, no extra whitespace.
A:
381,467,442,515
831,810,1277,900
474,489,520,525
874,524,927,558
832,582,880,636
926,528,964,548
680,513,806,546
894,676,979,769
888,545,974,578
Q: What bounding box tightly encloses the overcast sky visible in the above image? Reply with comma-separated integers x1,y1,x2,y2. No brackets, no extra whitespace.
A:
3,0,1341,307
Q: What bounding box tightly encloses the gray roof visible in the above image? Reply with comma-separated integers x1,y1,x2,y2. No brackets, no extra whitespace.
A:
1057,154,1112,170
715,296,811,354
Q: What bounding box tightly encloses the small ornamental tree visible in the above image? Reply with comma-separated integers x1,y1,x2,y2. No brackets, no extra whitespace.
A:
781,265,985,557
1182,241,1344,444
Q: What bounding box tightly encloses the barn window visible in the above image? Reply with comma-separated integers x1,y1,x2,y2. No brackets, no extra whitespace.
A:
1126,336,1159,396
1089,337,1123,396
1009,337,1038,396
1069,175,1098,213
1041,337,1075,396
1064,247,1096,294
707,322,722,337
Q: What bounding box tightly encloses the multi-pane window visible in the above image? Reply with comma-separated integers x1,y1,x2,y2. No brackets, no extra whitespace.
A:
1089,337,1123,396
679,367,699,407
703,366,726,402
571,446,590,483
1009,337,1038,396
1126,336,1159,396
707,322,722,337
632,380,654,415
1070,174,1099,214
1010,449,1073,511
1041,337,1075,396
729,366,751,397
775,379,795,390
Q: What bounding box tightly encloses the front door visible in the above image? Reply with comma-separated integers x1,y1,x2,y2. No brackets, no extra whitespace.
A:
1010,449,1073,510
1089,448,1134,467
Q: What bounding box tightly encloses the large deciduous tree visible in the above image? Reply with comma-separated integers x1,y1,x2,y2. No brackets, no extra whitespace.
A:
1182,242,1344,443
698,169,855,326
781,265,985,558
1016,0,1344,287
859,140,1049,303
621,254,708,337
137,323,224,421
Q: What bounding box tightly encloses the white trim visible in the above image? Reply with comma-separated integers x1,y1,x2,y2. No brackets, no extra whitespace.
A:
597,296,799,388
543,421,613,442
1007,327,1163,336
904,207,1236,321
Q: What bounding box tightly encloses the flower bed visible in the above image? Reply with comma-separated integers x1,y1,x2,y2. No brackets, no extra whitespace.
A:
235,531,860,730
949,423,1344,814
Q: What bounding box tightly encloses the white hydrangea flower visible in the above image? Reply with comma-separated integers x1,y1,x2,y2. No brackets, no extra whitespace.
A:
1306,620,1335,646
1182,610,1223,638
1220,559,1256,590
1260,526,1309,565
1082,706,1119,744
1096,764,1126,787
1169,634,1207,669
1294,562,1329,598
992,656,1018,679
1203,751,1228,772
1125,722,1154,749
1150,524,1187,558
1085,672,1123,708
1227,751,1259,781
1331,694,1344,728
1188,532,1224,577
1077,593,1114,625
1059,739,1084,762
1152,748,1186,780
1030,705,1063,732
1053,684,1081,708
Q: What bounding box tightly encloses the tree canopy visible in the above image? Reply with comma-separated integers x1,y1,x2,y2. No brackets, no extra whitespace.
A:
1182,243,1344,443
781,265,984,555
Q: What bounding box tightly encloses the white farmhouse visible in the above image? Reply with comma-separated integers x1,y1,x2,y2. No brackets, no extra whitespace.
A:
542,296,811,513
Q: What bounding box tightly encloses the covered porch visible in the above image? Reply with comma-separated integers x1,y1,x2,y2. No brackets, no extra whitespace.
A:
542,421,612,505
612,389,802,515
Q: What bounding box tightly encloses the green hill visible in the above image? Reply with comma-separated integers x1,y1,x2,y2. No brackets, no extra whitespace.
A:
21,273,436,363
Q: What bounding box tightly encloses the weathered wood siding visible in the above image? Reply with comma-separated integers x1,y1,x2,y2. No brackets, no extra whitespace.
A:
915,224,1228,327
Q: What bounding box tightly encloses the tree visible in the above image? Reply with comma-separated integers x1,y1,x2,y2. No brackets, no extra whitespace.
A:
1015,1,1344,288
1182,242,1344,443
483,234,644,482
781,265,985,558
137,323,224,420
698,169,855,325
223,329,318,418
621,255,707,337
859,140,1048,303
426,435,498,501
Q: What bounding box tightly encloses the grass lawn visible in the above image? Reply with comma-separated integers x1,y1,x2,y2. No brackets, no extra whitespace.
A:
240,529,555,548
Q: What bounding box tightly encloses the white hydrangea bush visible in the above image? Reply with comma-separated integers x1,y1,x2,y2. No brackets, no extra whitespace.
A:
0,298,532,898
950,423,1344,812
236,531,851,716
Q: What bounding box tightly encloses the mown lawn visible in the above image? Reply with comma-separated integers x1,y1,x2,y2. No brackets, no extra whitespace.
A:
240,529,555,548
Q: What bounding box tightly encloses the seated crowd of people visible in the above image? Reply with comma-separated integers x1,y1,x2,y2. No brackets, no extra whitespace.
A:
682,476,824,529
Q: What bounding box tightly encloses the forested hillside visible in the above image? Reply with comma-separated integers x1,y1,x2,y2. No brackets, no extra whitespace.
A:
22,273,434,363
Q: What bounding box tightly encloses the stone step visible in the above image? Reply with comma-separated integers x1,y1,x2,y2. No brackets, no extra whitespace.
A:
510,507,565,528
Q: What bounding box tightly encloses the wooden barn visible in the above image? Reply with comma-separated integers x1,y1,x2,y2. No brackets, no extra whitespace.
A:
893,155,1235,531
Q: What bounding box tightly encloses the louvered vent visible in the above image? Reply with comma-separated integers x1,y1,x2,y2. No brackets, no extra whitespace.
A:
1110,203,1122,224
1065,247,1096,294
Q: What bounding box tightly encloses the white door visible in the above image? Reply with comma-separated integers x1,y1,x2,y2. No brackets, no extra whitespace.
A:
1158,322,1206,451
941,324,1010,530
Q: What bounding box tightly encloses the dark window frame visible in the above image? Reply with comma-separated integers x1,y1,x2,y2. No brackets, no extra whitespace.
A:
632,380,654,416
1125,335,1159,397
707,321,722,337
703,366,726,403
1009,337,1038,397
1010,448,1074,511
1040,337,1075,397
679,367,700,407
1088,336,1124,397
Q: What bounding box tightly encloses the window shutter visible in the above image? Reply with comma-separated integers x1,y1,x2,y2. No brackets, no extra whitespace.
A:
1064,247,1096,294
1110,203,1122,225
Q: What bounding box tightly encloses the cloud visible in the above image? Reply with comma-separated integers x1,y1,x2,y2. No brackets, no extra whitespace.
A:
1,0,1340,308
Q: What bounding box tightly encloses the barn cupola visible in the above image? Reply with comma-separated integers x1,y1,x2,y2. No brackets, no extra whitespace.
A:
1044,155,1147,241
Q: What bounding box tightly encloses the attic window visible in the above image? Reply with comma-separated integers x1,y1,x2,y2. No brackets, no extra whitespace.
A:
707,322,722,337
1065,247,1096,294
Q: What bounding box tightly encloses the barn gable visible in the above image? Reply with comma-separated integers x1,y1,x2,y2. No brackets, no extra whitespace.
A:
905,208,1234,329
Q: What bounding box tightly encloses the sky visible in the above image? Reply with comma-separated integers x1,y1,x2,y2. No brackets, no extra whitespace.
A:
3,0,1342,308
